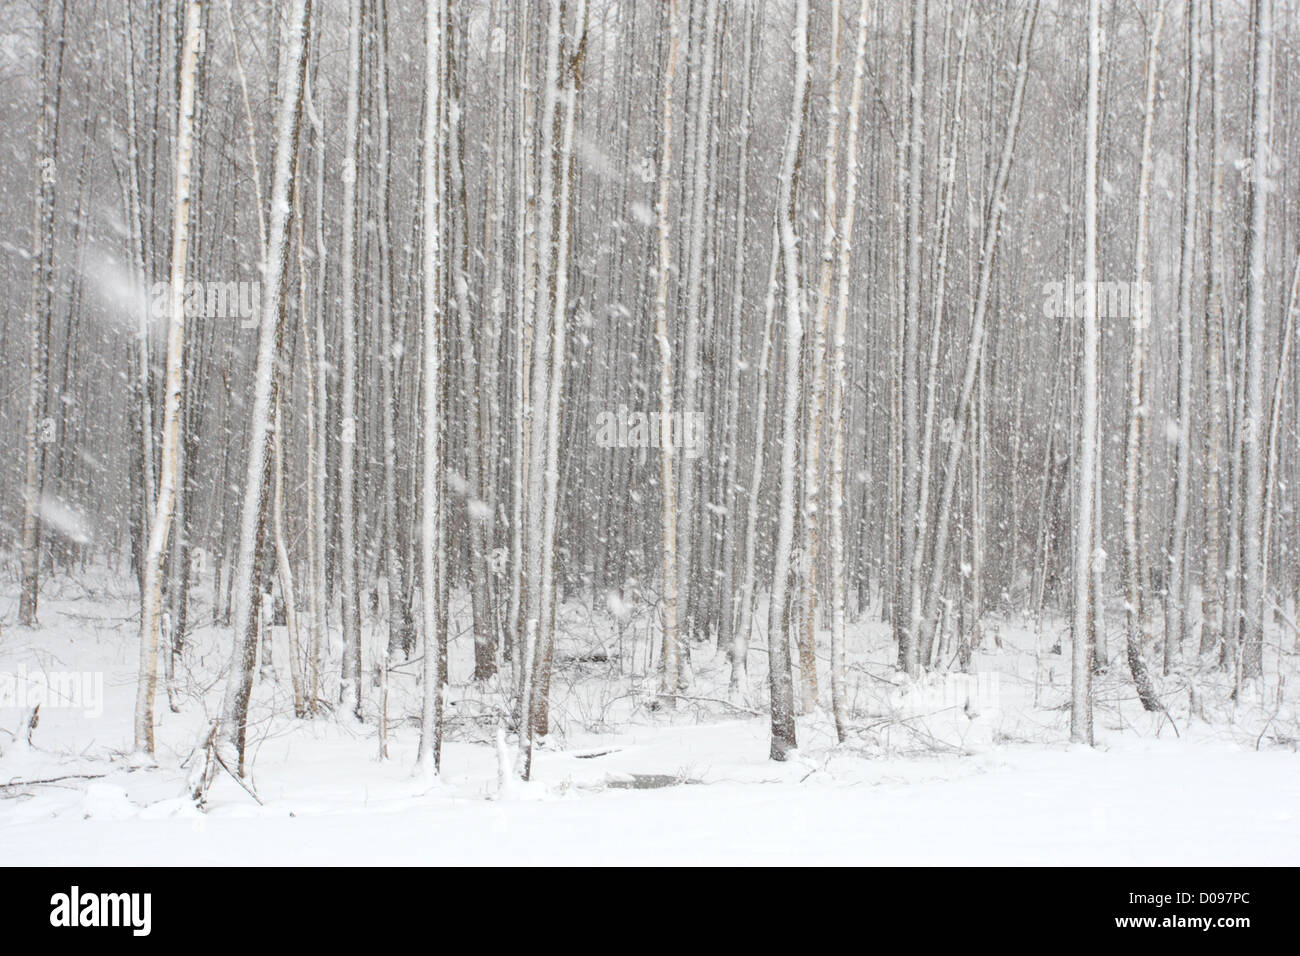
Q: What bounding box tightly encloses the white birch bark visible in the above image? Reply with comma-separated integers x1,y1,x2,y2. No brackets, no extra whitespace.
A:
1201,0,1227,658
675,0,718,655
799,0,844,713
1072,0,1101,746
1164,0,1200,674
733,220,782,696
417,0,447,780
718,0,761,671
1239,0,1272,681
337,0,363,720
133,0,201,758
767,0,811,761
829,0,871,743
654,0,681,703
529,0,588,744
897,0,926,676
215,0,312,773
1124,0,1164,711
521,0,563,754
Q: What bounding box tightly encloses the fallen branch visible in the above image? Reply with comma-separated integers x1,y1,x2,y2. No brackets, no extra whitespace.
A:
2,772,108,789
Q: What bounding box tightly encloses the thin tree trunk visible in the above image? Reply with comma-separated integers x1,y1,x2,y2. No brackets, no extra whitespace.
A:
911,0,973,666
829,0,871,744
734,220,781,696
520,0,564,761
526,0,588,773
417,0,447,781
374,0,410,664
1201,0,1227,659
338,0,364,720
1238,0,1272,682
1164,0,1201,674
134,0,201,758
1124,0,1164,711
1073,0,1101,746
654,0,681,704
675,0,719,657
897,0,926,676
213,0,312,775
766,0,811,761
718,0,761,670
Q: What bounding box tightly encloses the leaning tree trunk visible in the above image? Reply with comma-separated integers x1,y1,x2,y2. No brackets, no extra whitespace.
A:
213,0,312,776
916,0,1040,661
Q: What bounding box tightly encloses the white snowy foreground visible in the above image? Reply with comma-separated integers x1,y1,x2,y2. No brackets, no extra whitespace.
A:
2,575,1298,866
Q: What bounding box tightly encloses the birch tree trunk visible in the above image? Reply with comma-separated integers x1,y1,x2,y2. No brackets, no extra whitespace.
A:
20,0,68,626
294,155,323,713
134,0,201,758
533,0,587,731
1124,0,1164,712
718,0,761,670
520,0,564,757
525,0,588,774
1238,0,1272,682
271,393,305,717
897,0,926,676
375,0,410,663
912,0,972,666
1164,0,1201,674
417,0,447,781
124,3,156,609
447,18,497,682
1073,0,1101,746
766,0,811,761
676,0,718,656
733,220,781,696
508,0,536,699
829,0,871,743
338,0,364,720
214,0,312,775
654,0,681,703
1201,0,1227,659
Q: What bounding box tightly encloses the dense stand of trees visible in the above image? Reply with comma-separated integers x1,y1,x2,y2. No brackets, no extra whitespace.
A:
1,0,1296,776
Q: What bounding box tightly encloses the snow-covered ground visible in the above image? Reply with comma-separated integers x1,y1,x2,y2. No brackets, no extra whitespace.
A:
2,571,1297,865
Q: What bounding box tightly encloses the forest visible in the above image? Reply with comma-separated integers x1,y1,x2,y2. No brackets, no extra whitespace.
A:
1,0,1298,865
